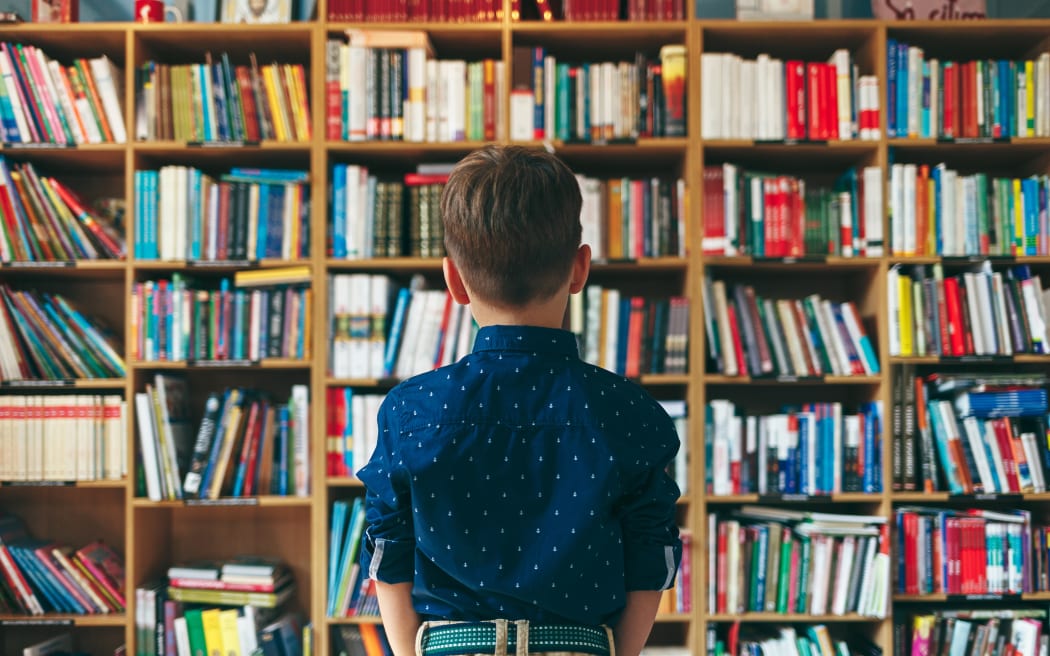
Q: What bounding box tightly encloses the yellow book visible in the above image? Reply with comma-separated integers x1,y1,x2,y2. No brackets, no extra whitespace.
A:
218,609,242,656
282,64,306,141
200,608,225,656
607,179,623,259
294,65,311,140
1026,60,1036,136
926,177,936,255
898,272,913,357
207,388,244,499
233,265,311,288
260,65,288,142
1014,178,1024,255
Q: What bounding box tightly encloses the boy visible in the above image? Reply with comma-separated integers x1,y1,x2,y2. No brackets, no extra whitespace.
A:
358,145,682,656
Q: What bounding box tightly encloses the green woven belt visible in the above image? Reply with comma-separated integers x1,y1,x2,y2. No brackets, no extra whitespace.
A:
420,622,611,656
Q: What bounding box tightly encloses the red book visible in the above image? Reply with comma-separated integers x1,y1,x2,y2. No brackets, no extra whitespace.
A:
702,166,725,255
326,388,349,477
823,62,838,140
716,521,728,613
217,182,231,260
74,541,125,608
726,302,747,379
32,543,99,613
942,276,965,356
951,63,962,139
325,68,341,141
168,574,289,592
785,60,806,140
942,63,955,138
624,296,644,378
788,177,804,257
915,165,929,256
234,401,262,496
483,59,496,141
806,62,822,141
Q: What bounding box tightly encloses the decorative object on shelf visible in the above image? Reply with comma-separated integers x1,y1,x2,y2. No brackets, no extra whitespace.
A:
872,0,986,20
31,0,76,22
221,0,289,23
134,0,182,21
736,0,814,20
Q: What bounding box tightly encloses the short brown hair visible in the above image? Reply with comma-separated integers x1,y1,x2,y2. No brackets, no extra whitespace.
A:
441,145,583,307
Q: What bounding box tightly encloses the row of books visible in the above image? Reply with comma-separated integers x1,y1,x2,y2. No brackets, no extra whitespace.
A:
707,507,889,618
662,529,692,614
575,287,689,377
888,41,1050,140
138,381,310,502
0,285,125,382
136,56,311,143
327,497,368,617
579,175,686,261
329,164,448,259
895,506,1036,596
332,624,394,656
327,31,503,143
329,275,477,380
887,263,1050,358
325,389,383,478
701,165,884,258
894,370,1050,496
0,513,125,616
139,559,306,656
511,45,686,142
896,611,1046,656
702,279,879,379
0,394,125,482
700,50,881,141
552,0,685,20
130,273,312,363
705,400,883,497
0,158,125,261
0,45,125,145
890,166,1050,258
134,167,310,262
327,0,500,22
708,624,881,656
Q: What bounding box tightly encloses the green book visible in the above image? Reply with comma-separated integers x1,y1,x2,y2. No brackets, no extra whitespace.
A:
184,608,207,656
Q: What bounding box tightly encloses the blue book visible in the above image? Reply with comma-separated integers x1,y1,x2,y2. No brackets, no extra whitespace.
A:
9,544,72,613
615,296,630,375
327,500,348,614
752,525,768,611
148,171,160,259
341,387,353,474
927,401,964,494
197,388,237,499
382,287,412,377
921,60,931,137
0,82,19,142
277,405,290,495
197,64,213,141
188,168,202,260
556,62,570,141
897,42,908,138
580,62,591,140
532,46,545,138
886,38,898,137
266,185,286,259
797,411,809,495
332,164,347,258
228,168,310,183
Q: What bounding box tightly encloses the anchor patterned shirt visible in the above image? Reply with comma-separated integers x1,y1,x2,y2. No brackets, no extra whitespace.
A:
358,324,682,627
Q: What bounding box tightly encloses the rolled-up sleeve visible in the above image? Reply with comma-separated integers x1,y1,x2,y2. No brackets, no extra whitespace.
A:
618,413,683,591
358,393,415,584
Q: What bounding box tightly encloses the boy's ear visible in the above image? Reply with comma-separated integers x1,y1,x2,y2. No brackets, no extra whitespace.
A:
569,244,591,294
443,257,472,305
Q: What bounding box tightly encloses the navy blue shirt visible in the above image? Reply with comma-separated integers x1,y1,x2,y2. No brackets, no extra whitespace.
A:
358,324,682,627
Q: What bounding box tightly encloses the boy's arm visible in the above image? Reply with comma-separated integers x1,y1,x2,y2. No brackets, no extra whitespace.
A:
376,581,421,656
613,590,662,656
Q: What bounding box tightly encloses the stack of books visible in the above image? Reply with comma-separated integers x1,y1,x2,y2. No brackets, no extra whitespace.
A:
0,513,125,616
889,165,1050,257
706,400,883,496
703,278,878,379
577,174,686,260
898,610,1046,656
887,263,1050,358
136,54,310,143
0,285,126,382
134,167,309,262
327,0,500,22
895,507,1033,596
166,557,295,609
701,50,881,141
574,287,689,377
327,498,367,617
130,267,312,363
0,158,126,261
0,45,126,145
329,164,449,259
896,371,1050,496
701,165,883,258
0,394,125,482
708,624,882,656
887,41,1050,139
137,381,310,502
707,507,889,618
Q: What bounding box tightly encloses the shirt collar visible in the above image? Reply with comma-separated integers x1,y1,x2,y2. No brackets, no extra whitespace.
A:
471,325,580,358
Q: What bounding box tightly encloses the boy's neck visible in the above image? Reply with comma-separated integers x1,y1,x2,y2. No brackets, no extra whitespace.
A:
468,292,570,330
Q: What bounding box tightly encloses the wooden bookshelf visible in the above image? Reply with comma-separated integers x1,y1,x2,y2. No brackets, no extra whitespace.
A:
1,10,1049,656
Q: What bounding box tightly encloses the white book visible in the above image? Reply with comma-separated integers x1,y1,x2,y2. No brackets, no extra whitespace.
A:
740,59,757,140
929,60,940,138
346,273,372,379
174,617,191,656
831,49,852,139
440,301,464,369
711,280,737,375
46,60,84,144
236,614,258,655
863,166,884,256
887,266,901,356
723,164,739,256
902,163,917,256
292,383,310,496
455,303,475,363
831,535,856,615
700,53,718,138
1021,430,1046,493
88,55,127,143
962,416,996,493
578,174,603,260
601,288,620,373
907,47,923,138
890,164,904,254
510,88,533,141
0,46,31,141
135,392,162,501
369,275,390,377
992,272,1013,355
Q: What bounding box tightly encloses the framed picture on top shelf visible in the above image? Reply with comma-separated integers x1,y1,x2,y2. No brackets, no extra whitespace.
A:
221,0,289,23
735,0,813,20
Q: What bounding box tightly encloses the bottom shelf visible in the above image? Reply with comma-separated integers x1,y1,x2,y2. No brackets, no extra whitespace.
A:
0,614,126,627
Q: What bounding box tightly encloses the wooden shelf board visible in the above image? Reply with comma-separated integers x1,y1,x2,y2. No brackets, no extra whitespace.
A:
131,359,311,370
132,259,312,271
132,496,311,508
1,479,126,488
705,613,880,623
889,355,1050,364
327,615,383,625
706,493,884,504
891,255,1050,265
894,592,1050,602
0,378,126,390
0,613,127,627
327,477,363,488
703,374,882,385
892,491,1050,502
703,256,880,270
326,257,443,271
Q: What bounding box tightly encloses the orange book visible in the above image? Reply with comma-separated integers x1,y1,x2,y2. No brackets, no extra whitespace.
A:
359,624,386,656
74,59,113,142
624,296,644,378
915,165,929,256
606,178,623,259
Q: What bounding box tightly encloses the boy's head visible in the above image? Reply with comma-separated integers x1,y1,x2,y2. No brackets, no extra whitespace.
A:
441,145,583,308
